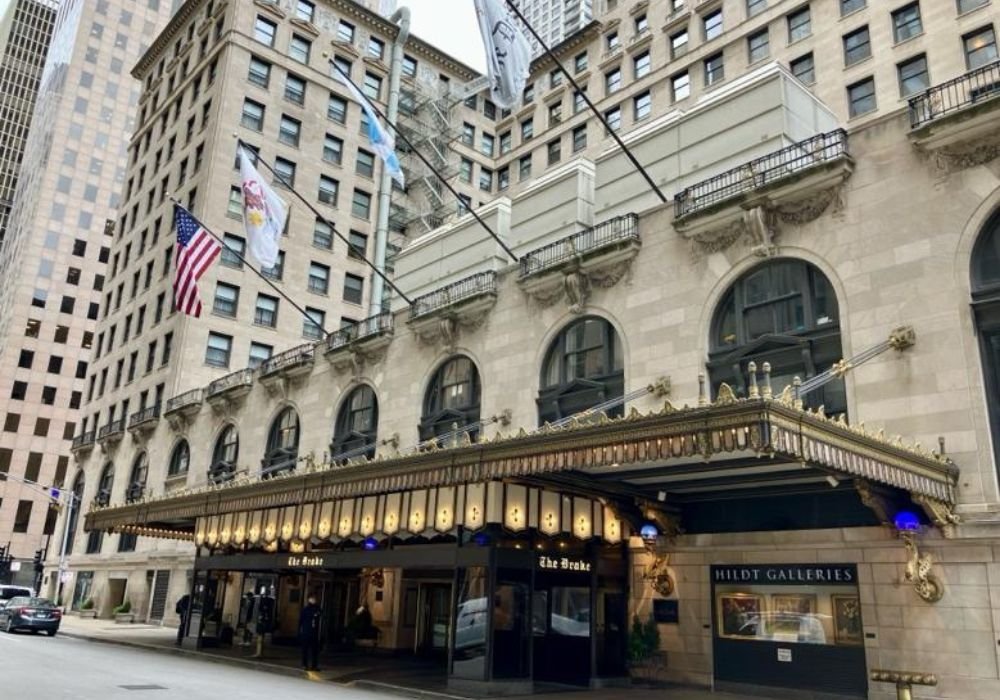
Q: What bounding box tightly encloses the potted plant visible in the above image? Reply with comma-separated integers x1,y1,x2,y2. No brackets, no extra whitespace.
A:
113,599,135,624
628,614,666,684
78,598,97,618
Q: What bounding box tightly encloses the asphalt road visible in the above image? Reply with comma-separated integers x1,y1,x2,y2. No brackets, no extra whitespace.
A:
0,631,387,700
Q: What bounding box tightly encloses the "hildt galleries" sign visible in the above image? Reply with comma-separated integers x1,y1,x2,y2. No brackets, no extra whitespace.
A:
711,564,857,585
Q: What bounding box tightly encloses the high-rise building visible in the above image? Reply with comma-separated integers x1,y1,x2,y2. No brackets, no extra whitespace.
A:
514,0,594,55
0,0,176,581
0,0,59,245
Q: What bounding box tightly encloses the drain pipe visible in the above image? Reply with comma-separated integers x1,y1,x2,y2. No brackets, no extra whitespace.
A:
369,6,410,317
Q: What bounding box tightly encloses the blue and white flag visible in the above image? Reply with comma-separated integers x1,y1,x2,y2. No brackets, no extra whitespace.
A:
475,0,531,110
333,70,405,188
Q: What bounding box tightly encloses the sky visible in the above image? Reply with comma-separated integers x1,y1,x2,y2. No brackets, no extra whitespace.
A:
396,0,487,72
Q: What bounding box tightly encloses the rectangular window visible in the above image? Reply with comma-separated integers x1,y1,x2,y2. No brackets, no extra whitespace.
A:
356,149,375,178
328,94,347,124
254,294,278,327
348,230,368,259
318,176,339,205
788,7,811,43
547,138,561,165
703,10,723,41
33,417,49,437
263,251,285,280
635,13,648,33
898,54,929,97
303,308,325,340
460,158,473,183
672,72,691,102
338,20,355,44
671,30,689,59
606,31,619,50
4,413,20,432
704,53,725,86
296,0,315,22
162,332,173,366
273,157,296,188
747,0,767,16
285,73,306,105
254,16,277,46
241,99,264,131
521,118,534,141
606,67,622,94
205,332,232,368
343,274,363,304
574,52,588,73
548,101,563,126
11,381,27,400
550,69,562,88
324,134,343,164
499,131,512,154
13,501,32,533
369,36,385,60
363,72,382,100
572,125,587,153
847,77,876,117
791,53,815,85
402,54,418,78
289,34,311,64
965,26,998,69
278,115,301,147
221,233,245,268
249,342,273,369
461,122,475,146
314,219,334,249
605,105,622,132
213,282,239,317
958,0,989,13
634,50,651,79
892,3,922,43
308,262,330,294
352,189,372,219
843,26,871,66
748,29,770,64
498,167,510,191
841,0,865,15
479,168,493,192
519,154,532,181
481,133,495,157
248,56,270,87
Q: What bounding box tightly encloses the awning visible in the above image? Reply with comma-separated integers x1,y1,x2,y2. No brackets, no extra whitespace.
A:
85,393,959,539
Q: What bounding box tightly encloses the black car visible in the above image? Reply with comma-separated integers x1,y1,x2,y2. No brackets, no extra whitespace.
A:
0,597,61,635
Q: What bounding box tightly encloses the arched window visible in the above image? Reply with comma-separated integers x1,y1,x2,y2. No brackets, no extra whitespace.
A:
168,440,190,477
419,356,481,442
95,462,115,507
538,316,624,425
65,471,85,555
331,385,379,461
209,425,239,484
263,407,299,478
127,452,148,503
972,210,1000,472
708,259,845,415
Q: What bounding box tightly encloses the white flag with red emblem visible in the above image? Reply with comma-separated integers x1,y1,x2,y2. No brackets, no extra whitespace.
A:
239,147,287,269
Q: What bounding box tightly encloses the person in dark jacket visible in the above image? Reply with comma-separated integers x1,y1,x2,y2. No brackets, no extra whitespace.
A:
298,595,322,671
175,594,190,646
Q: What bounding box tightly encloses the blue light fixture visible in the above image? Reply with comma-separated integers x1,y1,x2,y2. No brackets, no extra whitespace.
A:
472,532,491,547
640,523,658,541
894,510,920,532
362,536,379,551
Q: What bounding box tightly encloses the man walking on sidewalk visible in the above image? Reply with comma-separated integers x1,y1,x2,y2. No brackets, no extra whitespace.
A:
175,594,190,646
298,595,322,671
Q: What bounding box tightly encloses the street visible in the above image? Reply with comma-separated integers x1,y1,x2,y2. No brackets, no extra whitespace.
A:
0,632,374,700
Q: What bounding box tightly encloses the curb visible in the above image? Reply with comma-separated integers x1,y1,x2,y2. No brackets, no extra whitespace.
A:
349,679,474,700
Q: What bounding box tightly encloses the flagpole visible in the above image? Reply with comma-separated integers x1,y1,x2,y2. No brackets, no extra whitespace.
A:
328,60,520,264
502,0,669,205
237,140,414,305
170,199,335,336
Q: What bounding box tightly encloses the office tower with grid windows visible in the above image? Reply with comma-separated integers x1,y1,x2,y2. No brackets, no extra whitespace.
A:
514,0,594,56
0,0,59,245
0,0,176,582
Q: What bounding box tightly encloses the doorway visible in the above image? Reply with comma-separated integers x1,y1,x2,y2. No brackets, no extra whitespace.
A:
417,583,452,656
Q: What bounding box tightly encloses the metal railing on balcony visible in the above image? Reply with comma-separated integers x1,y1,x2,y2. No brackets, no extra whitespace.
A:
125,482,145,504
97,418,125,440
94,489,112,508
165,388,203,414
410,271,497,319
909,59,1000,129
71,431,95,450
327,311,394,352
207,368,254,397
128,404,161,428
259,344,314,376
674,129,849,219
519,214,640,278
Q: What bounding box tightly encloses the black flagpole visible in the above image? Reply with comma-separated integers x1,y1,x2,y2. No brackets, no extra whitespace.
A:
503,0,669,204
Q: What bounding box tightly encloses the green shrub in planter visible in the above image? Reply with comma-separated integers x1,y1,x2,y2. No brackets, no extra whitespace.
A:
628,614,661,666
113,600,132,615
80,598,95,611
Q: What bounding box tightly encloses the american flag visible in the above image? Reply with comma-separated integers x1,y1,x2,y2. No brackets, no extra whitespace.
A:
173,205,221,317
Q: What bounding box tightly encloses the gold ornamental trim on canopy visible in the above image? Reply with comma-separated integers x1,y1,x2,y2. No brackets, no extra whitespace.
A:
85,397,959,537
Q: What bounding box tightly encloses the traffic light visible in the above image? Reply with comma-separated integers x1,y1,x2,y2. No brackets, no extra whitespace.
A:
33,549,43,573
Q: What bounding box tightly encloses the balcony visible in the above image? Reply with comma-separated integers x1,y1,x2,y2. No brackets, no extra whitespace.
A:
125,482,145,504
97,418,126,446
164,388,203,419
908,60,1000,170
411,271,497,320
70,430,96,454
259,343,315,392
128,404,161,436
325,312,394,369
206,368,254,406
673,130,853,252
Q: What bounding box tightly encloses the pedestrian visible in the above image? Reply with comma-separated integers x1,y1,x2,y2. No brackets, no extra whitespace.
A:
239,592,256,646
298,594,322,671
175,593,190,646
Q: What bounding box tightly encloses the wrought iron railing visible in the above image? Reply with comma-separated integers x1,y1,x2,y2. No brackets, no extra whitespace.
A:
71,431,95,450
259,344,314,376
208,461,237,485
165,388,203,413
326,311,394,352
97,418,125,440
674,129,849,218
94,489,112,508
410,271,497,319
207,368,254,397
909,59,1000,128
519,214,640,277
128,404,161,428
125,483,145,504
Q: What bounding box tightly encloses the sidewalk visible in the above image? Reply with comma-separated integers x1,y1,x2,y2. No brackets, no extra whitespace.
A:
56,615,773,700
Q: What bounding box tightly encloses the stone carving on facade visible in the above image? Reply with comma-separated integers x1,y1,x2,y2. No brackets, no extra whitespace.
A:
901,532,944,604
773,185,844,224
854,479,891,526
329,345,388,377
165,414,189,433
412,307,493,352
523,258,638,314
920,133,1000,175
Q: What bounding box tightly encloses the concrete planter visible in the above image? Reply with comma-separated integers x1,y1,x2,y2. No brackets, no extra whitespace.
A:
114,613,136,624
76,609,97,619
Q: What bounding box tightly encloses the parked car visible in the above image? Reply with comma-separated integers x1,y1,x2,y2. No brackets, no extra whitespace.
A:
0,596,61,636
0,585,33,602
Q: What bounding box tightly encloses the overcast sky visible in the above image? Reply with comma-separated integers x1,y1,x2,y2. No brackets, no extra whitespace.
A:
396,0,487,72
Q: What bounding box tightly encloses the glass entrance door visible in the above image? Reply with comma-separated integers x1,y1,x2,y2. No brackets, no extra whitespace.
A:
419,583,452,655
